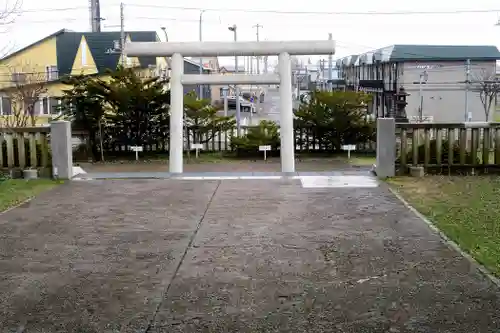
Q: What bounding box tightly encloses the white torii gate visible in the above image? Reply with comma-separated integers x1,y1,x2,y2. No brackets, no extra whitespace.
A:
125,40,336,173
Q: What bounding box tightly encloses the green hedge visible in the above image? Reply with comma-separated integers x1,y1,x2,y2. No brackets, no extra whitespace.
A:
230,121,280,157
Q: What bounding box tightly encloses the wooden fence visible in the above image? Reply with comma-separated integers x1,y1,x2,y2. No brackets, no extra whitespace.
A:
72,125,376,160
395,122,500,174
0,127,51,175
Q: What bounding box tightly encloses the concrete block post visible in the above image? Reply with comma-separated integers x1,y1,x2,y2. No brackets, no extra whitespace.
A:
50,120,73,179
376,118,396,178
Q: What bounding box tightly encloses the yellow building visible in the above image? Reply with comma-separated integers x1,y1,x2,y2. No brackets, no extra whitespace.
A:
217,65,245,98
0,29,168,126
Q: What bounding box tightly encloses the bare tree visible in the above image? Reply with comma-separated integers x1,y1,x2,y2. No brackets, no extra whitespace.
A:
0,0,22,57
0,62,47,128
471,69,500,121
0,0,21,25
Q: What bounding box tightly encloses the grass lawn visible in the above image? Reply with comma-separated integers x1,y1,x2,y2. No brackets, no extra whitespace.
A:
348,155,376,166
0,179,62,213
388,176,500,276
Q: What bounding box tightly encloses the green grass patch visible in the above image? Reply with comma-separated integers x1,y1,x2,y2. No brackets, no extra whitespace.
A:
83,152,378,166
348,156,376,166
388,176,500,276
0,179,63,212
184,152,239,164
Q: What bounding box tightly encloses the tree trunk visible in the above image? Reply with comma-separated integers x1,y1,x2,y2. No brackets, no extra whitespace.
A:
98,119,105,162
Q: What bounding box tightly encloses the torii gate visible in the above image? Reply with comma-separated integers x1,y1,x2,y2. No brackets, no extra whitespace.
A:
125,40,336,173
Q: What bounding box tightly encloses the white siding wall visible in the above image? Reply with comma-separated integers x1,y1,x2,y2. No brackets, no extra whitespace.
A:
401,61,496,122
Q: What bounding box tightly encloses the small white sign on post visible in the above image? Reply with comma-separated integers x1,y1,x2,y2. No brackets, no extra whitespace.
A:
191,143,204,158
259,145,271,161
130,146,143,161
341,144,356,159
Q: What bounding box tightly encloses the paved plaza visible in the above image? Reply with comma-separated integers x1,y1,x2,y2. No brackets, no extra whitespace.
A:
0,176,499,332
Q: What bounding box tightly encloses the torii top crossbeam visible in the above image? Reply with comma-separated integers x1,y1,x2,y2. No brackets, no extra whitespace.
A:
125,40,336,57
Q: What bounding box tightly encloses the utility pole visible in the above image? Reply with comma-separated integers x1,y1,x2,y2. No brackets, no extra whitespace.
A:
417,70,428,121
90,0,102,32
319,59,325,90
120,2,125,66
328,33,333,91
465,59,471,122
253,24,263,74
198,10,206,99
228,24,241,136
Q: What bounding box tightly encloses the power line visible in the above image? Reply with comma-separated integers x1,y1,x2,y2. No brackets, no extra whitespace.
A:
124,4,500,16
12,4,500,15
9,5,117,13
9,4,499,19
7,13,498,27
8,16,499,29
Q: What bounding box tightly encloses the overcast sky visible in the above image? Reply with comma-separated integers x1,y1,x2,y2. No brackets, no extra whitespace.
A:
2,0,500,65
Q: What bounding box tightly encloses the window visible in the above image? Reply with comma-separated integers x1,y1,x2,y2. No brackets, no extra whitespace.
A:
11,72,26,84
34,99,42,115
42,97,49,115
36,97,61,115
1,97,12,115
46,66,58,81
81,40,87,66
50,98,61,115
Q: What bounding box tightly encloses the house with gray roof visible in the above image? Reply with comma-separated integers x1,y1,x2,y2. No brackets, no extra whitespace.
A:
336,44,500,122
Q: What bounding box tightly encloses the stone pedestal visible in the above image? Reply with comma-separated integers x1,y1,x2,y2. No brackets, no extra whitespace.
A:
410,166,424,178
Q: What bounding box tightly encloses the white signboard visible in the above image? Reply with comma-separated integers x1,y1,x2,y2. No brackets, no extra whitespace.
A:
410,116,433,123
341,144,356,159
259,145,271,161
191,143,204,158
414,64,443,69
130,146,143,161
341,145,356,151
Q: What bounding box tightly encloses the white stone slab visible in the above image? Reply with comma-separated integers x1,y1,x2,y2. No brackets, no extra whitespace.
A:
299,176,379,188
179,175,287,180
238,176,283,180
72,166,87,177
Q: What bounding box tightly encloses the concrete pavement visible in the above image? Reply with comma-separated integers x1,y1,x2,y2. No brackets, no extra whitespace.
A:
1,178,499,332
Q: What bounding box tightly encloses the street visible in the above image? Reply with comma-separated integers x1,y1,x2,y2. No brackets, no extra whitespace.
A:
218,87,300,126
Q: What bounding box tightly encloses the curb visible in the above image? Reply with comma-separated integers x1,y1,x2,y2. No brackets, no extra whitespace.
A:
0,197,34,217
388,186,500,288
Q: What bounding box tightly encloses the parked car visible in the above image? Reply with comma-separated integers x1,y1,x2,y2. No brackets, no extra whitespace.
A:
224,96,256,113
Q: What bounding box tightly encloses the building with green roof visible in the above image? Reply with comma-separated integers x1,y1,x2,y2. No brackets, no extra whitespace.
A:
336,44,500,122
